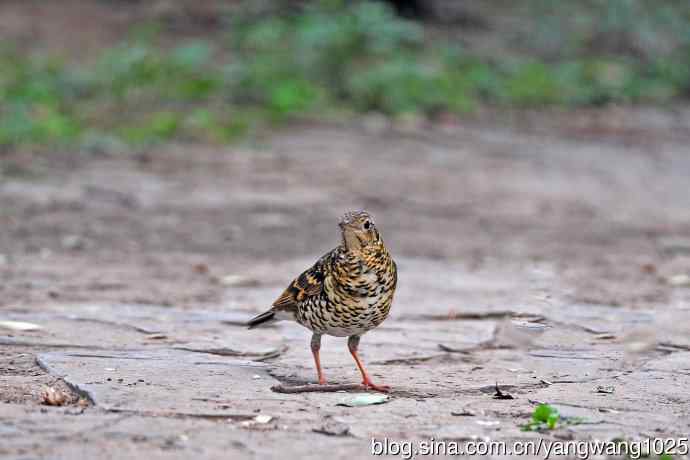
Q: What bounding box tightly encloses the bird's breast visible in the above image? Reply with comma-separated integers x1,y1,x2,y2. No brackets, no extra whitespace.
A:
295,251,396,337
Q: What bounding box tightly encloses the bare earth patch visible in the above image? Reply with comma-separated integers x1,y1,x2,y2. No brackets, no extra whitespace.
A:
1,114,690,458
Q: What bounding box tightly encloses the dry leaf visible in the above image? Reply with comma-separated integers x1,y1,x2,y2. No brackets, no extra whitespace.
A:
42,387,68,406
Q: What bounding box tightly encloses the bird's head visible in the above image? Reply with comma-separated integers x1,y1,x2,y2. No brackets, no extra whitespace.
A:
339,210,380,252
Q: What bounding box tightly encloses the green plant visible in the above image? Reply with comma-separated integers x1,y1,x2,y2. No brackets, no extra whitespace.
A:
522,404,561,431
522,403,587,431
229,0,430,114
2,0,690,152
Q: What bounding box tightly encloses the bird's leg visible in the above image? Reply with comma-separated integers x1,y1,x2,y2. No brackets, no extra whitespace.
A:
347,335,390,392
311,333,326,385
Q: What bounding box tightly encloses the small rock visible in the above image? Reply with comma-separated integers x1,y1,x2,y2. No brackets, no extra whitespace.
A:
254,415,273,424
0,321,43,332
61,234,88,251
667,274,690,287
240,414,273,427
220,275,260,287
313,420,350,436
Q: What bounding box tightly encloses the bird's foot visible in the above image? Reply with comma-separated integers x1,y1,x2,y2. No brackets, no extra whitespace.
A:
318,377,327,385
362,379,390,393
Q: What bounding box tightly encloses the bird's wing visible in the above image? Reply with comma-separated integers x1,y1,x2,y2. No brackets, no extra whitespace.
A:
272,251,331,310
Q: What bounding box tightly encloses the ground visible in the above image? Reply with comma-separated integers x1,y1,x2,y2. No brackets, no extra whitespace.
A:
2,108,690,459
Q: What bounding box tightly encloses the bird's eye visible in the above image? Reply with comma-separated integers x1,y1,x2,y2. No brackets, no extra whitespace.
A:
363,221,371,230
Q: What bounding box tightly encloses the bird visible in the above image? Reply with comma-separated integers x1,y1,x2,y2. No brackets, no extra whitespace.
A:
248,210,397,392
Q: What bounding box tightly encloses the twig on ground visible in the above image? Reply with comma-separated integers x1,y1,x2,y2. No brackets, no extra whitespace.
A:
271,383,366,394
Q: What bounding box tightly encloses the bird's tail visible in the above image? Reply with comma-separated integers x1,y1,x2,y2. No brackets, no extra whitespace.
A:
247,310,276,329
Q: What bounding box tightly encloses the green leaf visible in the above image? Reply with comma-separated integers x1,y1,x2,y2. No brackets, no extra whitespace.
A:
533,404,555,423
547,411,560,429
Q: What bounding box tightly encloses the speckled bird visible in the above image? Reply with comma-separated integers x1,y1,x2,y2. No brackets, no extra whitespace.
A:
248,210,397,392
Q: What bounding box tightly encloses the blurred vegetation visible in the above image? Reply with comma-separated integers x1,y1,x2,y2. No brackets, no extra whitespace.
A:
1,0,689,149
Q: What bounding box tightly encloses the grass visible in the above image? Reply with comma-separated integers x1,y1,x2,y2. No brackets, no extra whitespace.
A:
1,0,689,150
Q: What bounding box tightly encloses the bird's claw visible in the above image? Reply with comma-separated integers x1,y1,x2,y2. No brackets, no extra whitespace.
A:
362,380,390,392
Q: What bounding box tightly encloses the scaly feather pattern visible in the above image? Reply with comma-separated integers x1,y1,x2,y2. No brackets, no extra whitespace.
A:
248,210,397,391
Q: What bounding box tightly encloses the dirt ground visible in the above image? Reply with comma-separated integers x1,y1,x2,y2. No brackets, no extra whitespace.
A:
2,2,690,458
2,107,690,458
